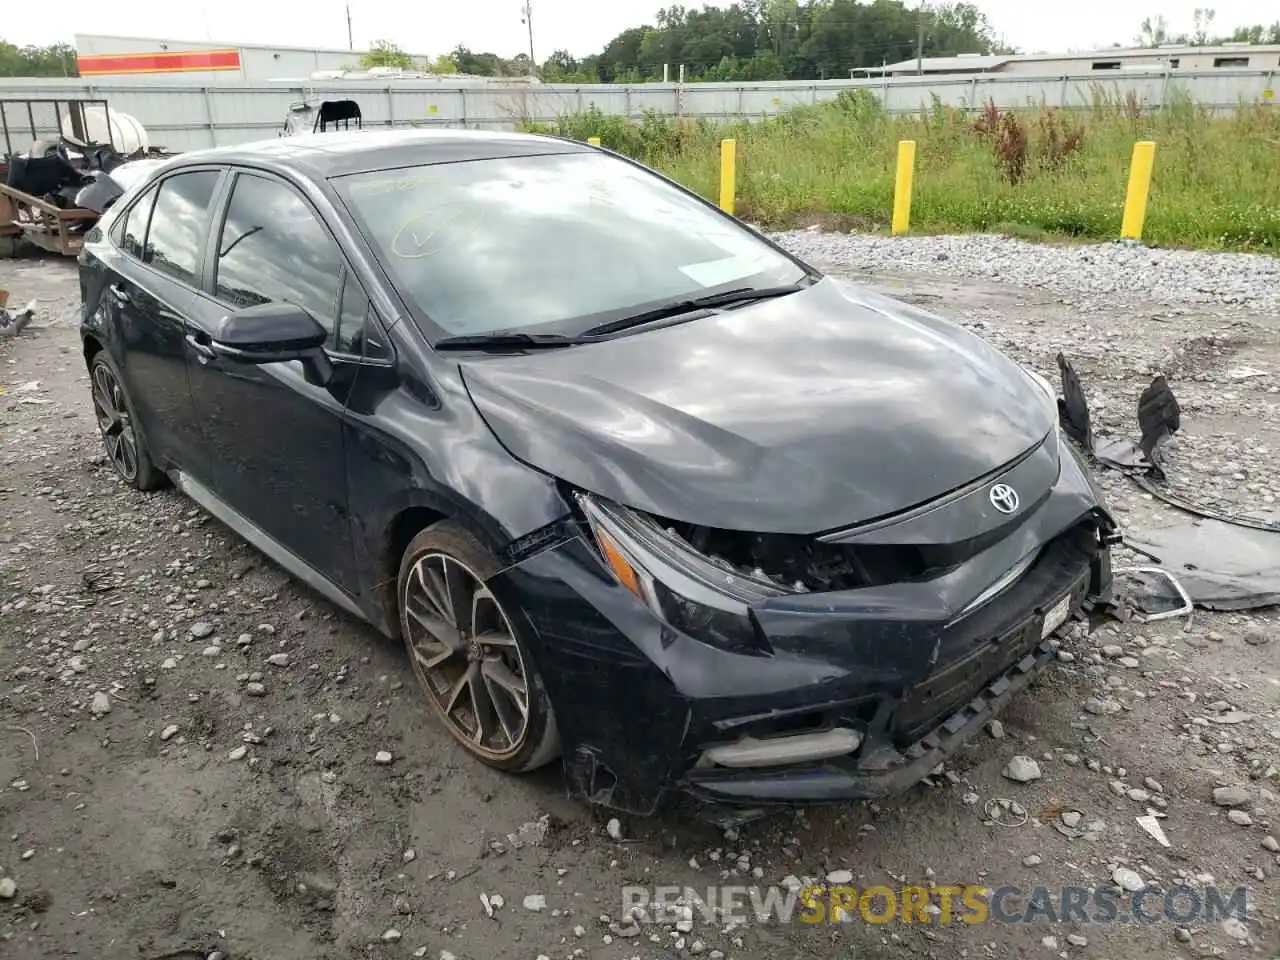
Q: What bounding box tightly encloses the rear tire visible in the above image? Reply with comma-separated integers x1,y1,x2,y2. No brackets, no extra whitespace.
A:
88,350,165,491
397,521,560,773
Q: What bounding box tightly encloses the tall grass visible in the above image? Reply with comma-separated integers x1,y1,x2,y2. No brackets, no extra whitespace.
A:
522,91,1280,252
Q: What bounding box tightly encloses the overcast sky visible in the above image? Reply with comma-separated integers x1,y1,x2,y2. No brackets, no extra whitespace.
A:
4,1,1271,60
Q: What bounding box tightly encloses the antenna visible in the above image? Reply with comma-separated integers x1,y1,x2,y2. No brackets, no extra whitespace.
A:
346,5,354,51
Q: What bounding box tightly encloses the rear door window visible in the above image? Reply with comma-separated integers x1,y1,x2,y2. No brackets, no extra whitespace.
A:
143,170,221,286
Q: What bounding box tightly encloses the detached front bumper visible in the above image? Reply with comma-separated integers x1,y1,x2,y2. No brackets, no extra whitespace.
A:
494,451,1113,815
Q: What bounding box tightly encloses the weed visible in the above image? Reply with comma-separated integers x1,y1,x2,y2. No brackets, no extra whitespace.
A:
531,95,1280,252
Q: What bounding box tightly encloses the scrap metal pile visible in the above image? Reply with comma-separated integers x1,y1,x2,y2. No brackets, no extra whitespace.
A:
1055,353,1280,618
5,136,161,220
1,98,173,256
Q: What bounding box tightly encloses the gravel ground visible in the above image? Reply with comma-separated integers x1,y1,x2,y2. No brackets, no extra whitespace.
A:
773,232,1280,310
1,236,1277,960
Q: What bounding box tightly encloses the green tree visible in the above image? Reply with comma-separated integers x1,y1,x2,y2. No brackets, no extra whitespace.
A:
359,40,413,70
928,3,999,56
450,45,509,76
1221,22,1280,43
1188,7,1216,44
575,1,1001,84
1136,14,1170,46
541,49,599,82
0,40,78,77
1136,8,1280,46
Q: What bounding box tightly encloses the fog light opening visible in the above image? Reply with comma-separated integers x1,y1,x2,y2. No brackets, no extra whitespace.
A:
698,727,864,769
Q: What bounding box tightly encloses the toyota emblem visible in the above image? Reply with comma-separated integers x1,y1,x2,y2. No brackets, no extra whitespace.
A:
989,483,1020,514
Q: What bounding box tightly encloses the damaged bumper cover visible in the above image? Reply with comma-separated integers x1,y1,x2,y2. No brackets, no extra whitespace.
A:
493,439,1114,814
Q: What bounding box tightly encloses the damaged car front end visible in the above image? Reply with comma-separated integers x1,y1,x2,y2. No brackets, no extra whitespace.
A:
491,422,1114,815
331,142,1118,817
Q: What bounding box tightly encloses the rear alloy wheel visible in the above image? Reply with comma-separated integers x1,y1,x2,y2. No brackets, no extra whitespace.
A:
89,352,164,491
397,522,559,772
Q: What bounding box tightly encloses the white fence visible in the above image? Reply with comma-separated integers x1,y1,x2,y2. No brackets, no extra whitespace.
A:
0,68,1275,153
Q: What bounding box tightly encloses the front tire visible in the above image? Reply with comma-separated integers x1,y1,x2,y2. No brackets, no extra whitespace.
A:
88,351,165,491
397,521,560,773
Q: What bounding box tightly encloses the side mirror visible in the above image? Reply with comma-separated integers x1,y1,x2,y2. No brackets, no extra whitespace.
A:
212,302,333,384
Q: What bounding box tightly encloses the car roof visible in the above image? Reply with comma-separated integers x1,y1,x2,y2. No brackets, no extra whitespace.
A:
166,128,591,179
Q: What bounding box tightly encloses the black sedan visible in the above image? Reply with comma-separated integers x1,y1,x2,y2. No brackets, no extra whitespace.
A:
78,130,1115,815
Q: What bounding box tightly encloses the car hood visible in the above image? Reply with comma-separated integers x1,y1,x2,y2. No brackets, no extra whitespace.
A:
460,276,1055,534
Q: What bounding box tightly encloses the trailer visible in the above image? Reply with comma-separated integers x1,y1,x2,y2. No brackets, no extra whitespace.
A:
0,182,102,256
1,97,172,258
0,98,116,255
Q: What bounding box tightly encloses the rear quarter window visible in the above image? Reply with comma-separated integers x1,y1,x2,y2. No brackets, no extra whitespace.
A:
113,185,159,260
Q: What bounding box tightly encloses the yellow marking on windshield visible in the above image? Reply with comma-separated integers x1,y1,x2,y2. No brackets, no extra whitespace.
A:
352,174,442,198
389,201,488,259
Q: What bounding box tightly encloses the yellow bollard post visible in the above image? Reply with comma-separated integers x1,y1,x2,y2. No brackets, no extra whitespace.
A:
891,140,916,236
587,136,601,146
1121,140,1157,241
719,138,737,215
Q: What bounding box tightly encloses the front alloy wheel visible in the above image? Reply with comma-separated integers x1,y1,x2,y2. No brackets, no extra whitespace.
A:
398,522,559,772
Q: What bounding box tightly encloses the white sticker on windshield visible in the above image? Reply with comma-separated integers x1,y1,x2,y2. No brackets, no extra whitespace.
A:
679,256,760,288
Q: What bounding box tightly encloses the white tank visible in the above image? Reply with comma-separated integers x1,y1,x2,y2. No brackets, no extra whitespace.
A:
61,107,150,154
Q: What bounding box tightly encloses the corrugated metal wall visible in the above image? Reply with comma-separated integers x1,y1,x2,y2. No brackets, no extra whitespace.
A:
0,69,1274,153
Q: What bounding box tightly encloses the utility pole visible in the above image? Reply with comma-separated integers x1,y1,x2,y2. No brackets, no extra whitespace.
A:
916,0,925,75
346,5,353,50
521,1,536,75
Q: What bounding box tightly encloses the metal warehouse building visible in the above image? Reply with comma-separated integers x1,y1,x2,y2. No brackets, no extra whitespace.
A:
859,43,1280,77
73,33,435,83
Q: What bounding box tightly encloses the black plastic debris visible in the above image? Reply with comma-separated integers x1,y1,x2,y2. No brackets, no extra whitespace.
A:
1055,353,1174,476
1126,520,1280,611
1137,374,1180,468
1056,352,1093,450
1053,354,1279,613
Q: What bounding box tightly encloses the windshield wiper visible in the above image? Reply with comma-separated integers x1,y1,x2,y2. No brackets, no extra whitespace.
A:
581,281,810,339
434,332,593,352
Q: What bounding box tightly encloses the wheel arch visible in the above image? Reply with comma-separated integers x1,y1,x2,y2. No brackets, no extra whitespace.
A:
82,332,106,369
374,494,516,639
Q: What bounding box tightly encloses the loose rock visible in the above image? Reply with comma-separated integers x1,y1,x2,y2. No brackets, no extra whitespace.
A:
1002,756,1042,782
1213,786,1251,808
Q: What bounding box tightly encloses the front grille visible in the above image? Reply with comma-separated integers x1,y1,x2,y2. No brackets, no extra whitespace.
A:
890,522,1099,744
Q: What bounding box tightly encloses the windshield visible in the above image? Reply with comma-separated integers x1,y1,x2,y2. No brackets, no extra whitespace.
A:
335,151,807,339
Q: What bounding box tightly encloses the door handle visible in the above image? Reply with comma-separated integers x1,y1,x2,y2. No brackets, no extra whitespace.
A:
185,333,217,363
108,283,131,304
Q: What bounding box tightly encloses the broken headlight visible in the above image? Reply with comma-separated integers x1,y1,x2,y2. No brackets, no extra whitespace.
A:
575,493,788,654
